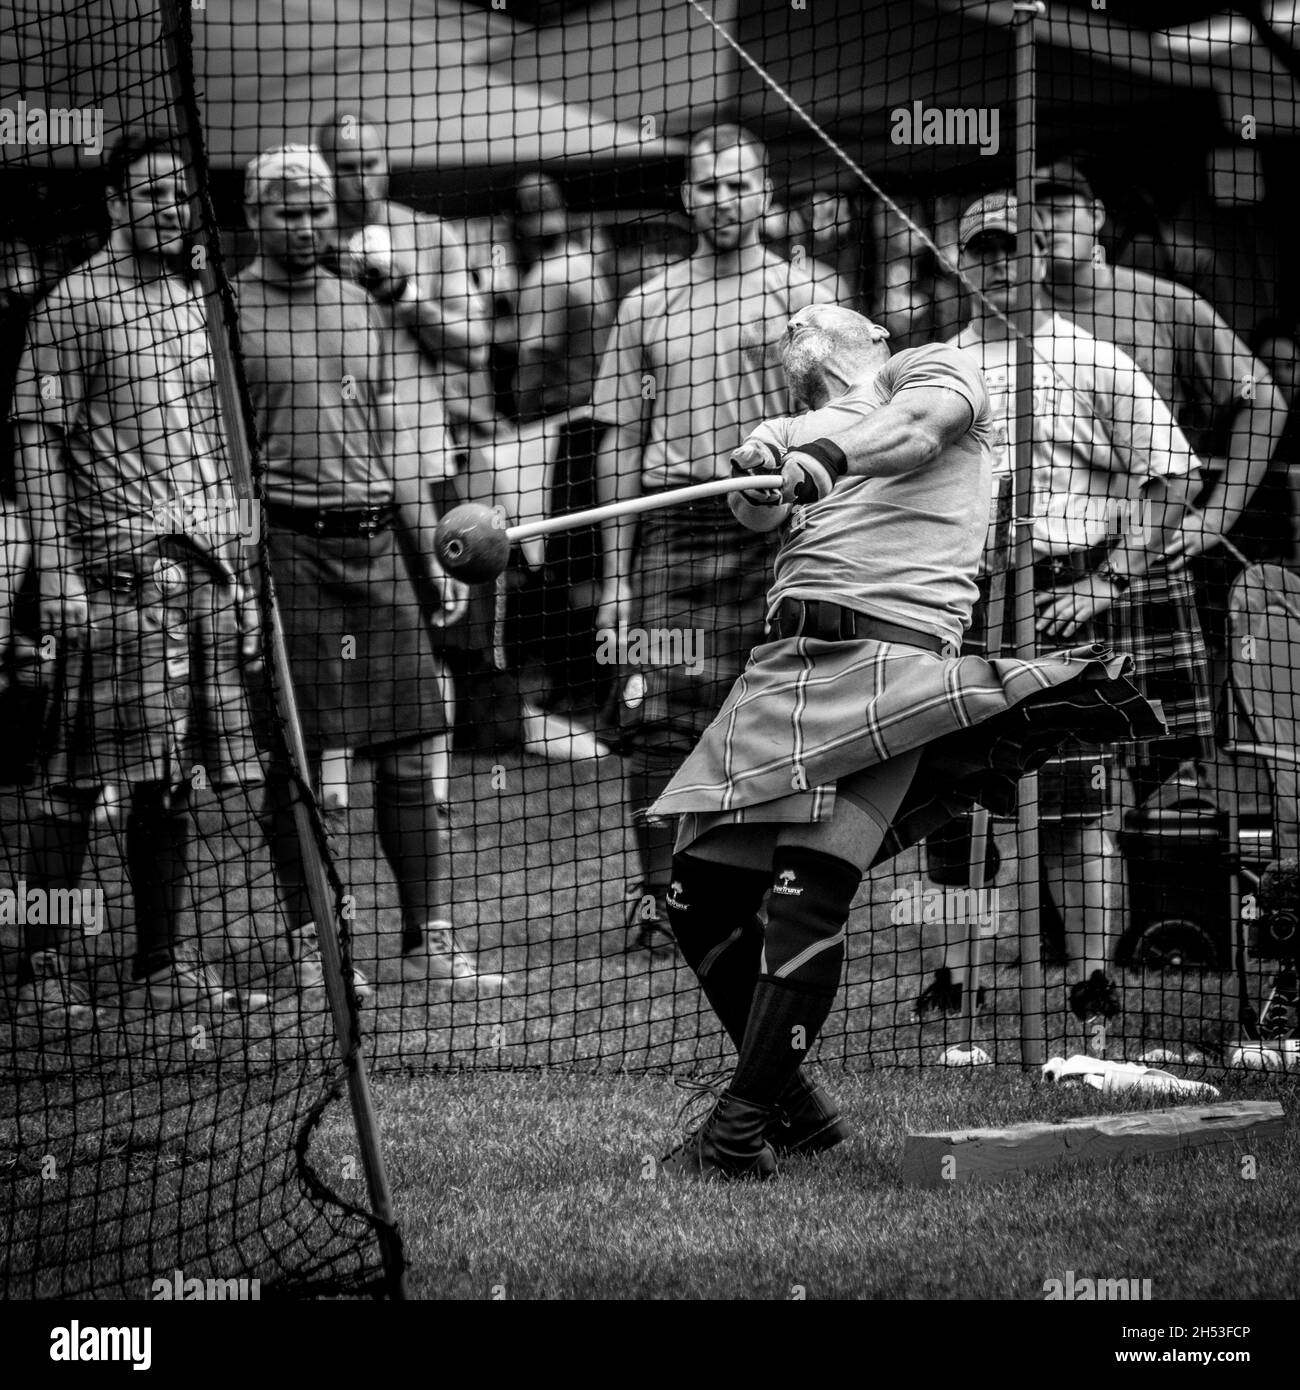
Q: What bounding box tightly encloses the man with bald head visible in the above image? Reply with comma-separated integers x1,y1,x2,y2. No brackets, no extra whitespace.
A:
314,108,492,444
646,304,1165,1180
316,110,599,762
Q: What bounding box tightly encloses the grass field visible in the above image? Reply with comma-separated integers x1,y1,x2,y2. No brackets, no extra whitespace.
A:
0,748,1273,1071
2,747,1296,1298
319,1067,1299,1300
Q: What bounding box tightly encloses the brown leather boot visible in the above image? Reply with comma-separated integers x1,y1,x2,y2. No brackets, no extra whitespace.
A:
766,1073,852,1157
660,1090,778,1182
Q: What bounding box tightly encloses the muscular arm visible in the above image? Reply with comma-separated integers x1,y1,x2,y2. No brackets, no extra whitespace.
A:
517,267,586,364
375,390,429,539
594,422,643,594
1094,344,1200,584
14,420,74,570
588,294,651,620
831,384,975,478
392,218,491,368
14,419,88,630
729,375,977,529
1199,384,1287,536
378,388,466,622
1172,298,1287,553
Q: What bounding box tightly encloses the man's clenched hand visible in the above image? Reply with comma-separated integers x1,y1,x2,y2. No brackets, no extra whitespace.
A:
729,438,786,505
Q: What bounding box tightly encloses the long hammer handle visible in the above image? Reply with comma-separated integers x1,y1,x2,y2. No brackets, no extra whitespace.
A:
502,474,779,544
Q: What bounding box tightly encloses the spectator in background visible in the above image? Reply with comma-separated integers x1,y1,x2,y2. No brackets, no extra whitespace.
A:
590,123,836,955
1,238,42,680
510,173,617,425
1,238,44,475
1244,321,1300,567
802,191,862,308
500,173,619,713
236,143,503,1002
315,109,495,443
1035,157,1287,799
761,189,855,306
919,192,1202,1025
313,108,487,788
316,110,600,762
868,195,940,349
10,131,264,1026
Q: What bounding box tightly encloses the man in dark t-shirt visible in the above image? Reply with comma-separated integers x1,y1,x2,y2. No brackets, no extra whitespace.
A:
237,144,502,1003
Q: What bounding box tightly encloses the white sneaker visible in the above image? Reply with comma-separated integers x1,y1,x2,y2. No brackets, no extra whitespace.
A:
141,943,262,1010
521,702,610,763
15,951,99,1030
290,924,373,1003
403,922,506,998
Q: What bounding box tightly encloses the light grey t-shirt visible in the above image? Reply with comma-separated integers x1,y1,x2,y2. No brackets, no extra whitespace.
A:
761,342,994,645
589,247,832,490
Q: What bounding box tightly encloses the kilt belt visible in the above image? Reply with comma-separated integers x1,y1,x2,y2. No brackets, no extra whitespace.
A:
1033,541,1111,591
768,598,959,657
265,503,396,539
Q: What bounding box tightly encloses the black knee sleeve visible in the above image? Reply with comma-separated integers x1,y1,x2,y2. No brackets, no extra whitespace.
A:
664,851,769,971
762,845,861,987
665,851,770,1048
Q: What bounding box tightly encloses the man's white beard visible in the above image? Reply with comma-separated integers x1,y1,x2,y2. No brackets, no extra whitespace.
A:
782,336,832,410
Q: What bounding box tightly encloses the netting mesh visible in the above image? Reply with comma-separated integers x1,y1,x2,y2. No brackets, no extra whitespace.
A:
3,0,1299,1297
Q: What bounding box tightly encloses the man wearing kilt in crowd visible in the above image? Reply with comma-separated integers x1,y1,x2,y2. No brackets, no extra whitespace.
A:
1034,158,1287,790
590,124,837,956
9,131,264,1026
235,145,503,1001
647,303,1168,1181
315,111,605,765
917,192,1209,1024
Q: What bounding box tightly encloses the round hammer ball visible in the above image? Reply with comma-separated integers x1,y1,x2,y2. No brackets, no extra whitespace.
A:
434,503,511,582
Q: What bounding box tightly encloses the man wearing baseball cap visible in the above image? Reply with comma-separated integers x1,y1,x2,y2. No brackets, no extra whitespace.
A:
1034,156,1287,783
235,142,503,1004
914,190,1206,1027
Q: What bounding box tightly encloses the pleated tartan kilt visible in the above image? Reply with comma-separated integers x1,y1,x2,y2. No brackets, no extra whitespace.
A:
649,631,1166,871
264,519,449,755
1107,569,1216,747
957,564,1214,818
966,567,1213,745
40,549,263,791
